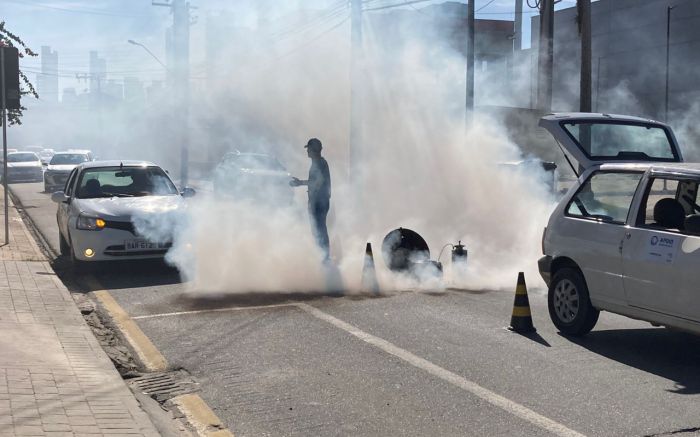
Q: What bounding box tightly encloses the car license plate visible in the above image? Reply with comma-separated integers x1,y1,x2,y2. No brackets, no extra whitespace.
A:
125,240,167,251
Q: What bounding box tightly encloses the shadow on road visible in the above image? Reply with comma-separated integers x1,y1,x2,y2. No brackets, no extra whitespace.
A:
568,328,700,394
53,257,182,293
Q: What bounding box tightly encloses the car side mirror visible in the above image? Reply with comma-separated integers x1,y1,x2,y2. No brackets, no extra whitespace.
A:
42,162,48,167
51,191,69,203
181,187,196,198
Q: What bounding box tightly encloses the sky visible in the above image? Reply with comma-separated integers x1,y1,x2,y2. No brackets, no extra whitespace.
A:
2,0,581,98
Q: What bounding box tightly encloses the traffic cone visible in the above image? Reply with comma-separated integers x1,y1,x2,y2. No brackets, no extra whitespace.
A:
508,272,536,333
362,242,380,294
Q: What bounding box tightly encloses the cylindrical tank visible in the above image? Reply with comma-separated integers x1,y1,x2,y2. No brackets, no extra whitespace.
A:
381,227,430,272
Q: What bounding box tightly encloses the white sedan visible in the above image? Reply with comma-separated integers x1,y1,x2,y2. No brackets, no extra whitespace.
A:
51,161,194,269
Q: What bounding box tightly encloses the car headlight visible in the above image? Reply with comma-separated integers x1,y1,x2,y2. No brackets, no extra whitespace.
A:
76,214,106,231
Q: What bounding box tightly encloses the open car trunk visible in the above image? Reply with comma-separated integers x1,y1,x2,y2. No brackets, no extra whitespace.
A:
539,113,684,176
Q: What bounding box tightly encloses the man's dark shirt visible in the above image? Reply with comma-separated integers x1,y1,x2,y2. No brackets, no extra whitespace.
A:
308,156,331,202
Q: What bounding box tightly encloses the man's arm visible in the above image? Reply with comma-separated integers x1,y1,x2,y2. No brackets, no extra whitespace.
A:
290,177,308,187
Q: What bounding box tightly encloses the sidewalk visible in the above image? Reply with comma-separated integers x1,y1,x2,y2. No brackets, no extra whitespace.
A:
0,189,160,437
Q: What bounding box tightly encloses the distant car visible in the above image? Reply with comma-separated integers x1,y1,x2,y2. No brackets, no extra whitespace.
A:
537,113,700,337
51,161,195,268
213,151,293,204
2,152,43,183
6,149,18,154
39,149,55,165
24,146,44,154
44,151,94,192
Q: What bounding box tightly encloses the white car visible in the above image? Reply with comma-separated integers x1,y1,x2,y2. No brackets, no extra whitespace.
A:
536,113,700,336
51,161,194,268
44,151,94,192
3,152,43,183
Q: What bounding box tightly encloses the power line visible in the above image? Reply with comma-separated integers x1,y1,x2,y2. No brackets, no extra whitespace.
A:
363,0,434,13
4,0,142,17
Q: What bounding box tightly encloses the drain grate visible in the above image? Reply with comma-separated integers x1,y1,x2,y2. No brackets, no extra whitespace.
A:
128,369,199,403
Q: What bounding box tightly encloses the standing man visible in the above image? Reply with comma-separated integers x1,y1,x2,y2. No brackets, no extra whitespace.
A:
290,138,331,261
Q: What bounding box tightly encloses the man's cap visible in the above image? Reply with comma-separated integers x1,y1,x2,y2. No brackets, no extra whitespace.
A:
304,138,322,152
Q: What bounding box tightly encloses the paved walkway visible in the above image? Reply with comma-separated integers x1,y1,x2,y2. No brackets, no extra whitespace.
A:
0,189,160,436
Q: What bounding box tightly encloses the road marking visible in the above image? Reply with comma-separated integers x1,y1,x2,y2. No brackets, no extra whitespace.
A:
132,303,296,320
93,288,168,372
295,302,586,437
170,393,235,437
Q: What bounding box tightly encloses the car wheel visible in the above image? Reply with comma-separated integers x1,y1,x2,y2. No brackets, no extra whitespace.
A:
59,232,70,257
548,267,599,336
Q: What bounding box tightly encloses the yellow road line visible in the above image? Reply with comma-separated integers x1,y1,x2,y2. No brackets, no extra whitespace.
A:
170,393,235,437
92,287,168,372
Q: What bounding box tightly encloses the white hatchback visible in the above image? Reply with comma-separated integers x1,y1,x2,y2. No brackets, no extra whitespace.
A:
538,113,700,336
51,161,194,269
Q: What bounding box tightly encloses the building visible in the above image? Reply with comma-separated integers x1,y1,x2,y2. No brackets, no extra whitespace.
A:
89,51,106,95
123,77,145,103
531,0,700,120
37,46,59,103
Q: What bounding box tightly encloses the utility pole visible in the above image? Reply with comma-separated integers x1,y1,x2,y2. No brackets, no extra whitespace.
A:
349,0,362,180
537,0,554,111
154,0,191,188
578,0,591,113
514,0,523,51
665,5,674,121
466,0,475,114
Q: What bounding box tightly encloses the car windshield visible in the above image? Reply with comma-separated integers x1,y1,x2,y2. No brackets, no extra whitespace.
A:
233,155,285,171
8,153,39,163
50,154,88,165
75,166,179,199
562,122,678,161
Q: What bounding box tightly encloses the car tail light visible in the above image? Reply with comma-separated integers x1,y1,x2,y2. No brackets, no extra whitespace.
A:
541,227,547,255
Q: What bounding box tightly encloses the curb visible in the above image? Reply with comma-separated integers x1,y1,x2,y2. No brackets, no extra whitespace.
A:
168,394,235,437
93,288,169,372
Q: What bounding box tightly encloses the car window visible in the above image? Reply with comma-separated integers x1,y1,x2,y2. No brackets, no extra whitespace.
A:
64,169,78,196
566,172,643,223
562,122,678,162
50,154,88,165
637,177,700,234
8,153,39,162
75,166,178,199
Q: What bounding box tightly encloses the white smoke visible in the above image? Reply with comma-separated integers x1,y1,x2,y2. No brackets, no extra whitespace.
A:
128,7,557,294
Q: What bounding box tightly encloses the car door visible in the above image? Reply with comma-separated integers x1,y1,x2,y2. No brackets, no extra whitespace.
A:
57,168,78,239
622,175,700,322
558,170,644,304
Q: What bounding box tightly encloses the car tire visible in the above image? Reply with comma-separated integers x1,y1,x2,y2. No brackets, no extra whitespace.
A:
59,232,70,257
548,267,599,336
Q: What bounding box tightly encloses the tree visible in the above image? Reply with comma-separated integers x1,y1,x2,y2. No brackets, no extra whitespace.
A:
0,21,38,125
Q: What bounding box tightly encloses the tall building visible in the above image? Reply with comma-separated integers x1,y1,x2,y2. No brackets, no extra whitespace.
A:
89,51,107,94
37,46,59,103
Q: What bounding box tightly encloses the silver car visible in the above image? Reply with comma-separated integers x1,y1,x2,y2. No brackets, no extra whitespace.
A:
51,160,194,269
44,151,94,192
4,152,43,183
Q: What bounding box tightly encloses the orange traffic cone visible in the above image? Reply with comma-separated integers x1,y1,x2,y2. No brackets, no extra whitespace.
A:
362,243,380,294
508,272,536,333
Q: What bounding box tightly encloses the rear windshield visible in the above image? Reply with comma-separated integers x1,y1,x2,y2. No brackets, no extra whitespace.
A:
7,153,39,162
50,154,88,165
562,122,678,162
75,166,179,199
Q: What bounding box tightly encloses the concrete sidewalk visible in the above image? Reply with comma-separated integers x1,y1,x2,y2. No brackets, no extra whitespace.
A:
0,189,160,436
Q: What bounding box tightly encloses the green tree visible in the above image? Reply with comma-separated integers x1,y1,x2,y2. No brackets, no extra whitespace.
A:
0,21,38,125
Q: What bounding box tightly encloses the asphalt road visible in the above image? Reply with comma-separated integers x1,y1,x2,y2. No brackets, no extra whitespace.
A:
11,181,700,437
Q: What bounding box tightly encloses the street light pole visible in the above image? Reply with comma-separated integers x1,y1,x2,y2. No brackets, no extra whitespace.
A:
665,5,674,121
127,40,167,69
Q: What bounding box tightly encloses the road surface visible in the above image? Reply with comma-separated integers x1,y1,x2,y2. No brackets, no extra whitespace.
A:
11,181,700,437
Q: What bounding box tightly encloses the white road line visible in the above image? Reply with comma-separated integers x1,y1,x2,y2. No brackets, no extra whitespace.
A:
132,303,296,320
295,302,586,437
